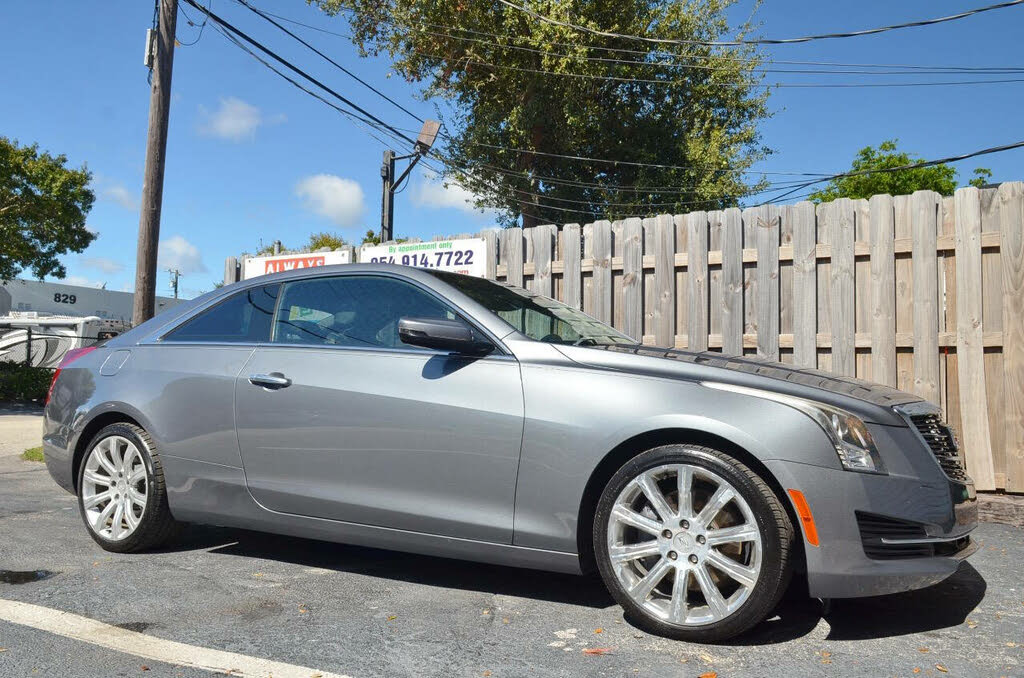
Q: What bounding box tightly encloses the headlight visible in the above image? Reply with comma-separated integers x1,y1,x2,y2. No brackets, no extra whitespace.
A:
702,382,885,474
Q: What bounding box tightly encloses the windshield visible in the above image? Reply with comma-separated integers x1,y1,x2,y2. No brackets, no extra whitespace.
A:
426,270,635,346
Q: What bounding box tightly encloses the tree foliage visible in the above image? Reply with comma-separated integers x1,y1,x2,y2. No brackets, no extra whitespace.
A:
0,137,95,281
809,140,992,203
307,231,348,250
311,0,771,227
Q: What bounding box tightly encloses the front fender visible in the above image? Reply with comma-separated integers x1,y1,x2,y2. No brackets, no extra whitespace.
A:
512,362,840,553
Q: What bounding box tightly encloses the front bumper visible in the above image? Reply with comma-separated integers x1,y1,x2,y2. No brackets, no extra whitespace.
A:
765,457,977,599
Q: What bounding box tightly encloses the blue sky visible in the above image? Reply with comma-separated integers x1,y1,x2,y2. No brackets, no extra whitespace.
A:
2,1,1022,298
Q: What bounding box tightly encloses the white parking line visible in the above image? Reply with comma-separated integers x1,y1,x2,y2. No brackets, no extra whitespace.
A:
0,598,353,678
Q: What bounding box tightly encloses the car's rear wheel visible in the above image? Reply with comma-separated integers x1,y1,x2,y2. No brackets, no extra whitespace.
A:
77,422,180,553
594,444,793,642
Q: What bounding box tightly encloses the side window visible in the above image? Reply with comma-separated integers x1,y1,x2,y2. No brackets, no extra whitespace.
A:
272,276,456,349
165,284,278,343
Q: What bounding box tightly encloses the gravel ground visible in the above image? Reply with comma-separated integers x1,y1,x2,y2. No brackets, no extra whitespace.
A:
0,439,1022,677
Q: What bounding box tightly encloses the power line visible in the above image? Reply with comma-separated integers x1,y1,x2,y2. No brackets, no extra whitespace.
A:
180,0,416,146
410,49,1024,89
496,0,1024,47
760,139,1024,204
244,1,1024,75
223,1,834,178
177,0,211,46
210,24,409,150
234,0,425,124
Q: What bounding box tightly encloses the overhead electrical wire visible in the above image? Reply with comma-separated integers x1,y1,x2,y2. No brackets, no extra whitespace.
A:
240,1,1024,76
760,139,1024,205
234,0,426,124
180,0,416,146
186,0,1024,222
496,0,1024,47
188,0,772,221
409,50,1024,89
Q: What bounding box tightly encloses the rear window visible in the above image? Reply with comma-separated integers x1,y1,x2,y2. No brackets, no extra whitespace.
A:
164,284,278,343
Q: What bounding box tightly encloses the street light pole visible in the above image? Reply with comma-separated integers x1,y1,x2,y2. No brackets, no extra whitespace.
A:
379,120,441,244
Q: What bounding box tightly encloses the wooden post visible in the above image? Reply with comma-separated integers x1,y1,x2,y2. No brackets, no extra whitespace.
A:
133,0,178,324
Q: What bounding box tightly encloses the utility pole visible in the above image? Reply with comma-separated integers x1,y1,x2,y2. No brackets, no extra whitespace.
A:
167,268,181,299
379,120,441,244
133,0,178,325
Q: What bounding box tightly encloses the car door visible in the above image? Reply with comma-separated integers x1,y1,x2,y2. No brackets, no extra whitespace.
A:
234,272,524,544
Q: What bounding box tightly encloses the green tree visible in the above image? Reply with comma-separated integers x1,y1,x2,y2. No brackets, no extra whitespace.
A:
311,0,770,227
361,229,380,246
306,231,348,250
969,168,993,189
0,137,95,281
809,140,992,203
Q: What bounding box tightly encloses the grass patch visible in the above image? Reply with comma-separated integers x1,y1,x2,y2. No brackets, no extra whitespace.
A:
21,446,44,463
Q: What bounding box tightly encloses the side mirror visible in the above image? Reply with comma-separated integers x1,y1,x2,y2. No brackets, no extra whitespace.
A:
398,317,494,356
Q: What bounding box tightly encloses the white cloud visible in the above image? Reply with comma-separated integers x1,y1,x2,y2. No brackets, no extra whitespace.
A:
80,257,125,275
198,97,266,141
158,235,207,275
101,184,138,210
63,276,105,289
294,174,365,228
412,173,497,220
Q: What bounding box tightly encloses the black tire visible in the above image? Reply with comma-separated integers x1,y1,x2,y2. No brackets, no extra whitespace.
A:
593,444,794,642
76,422,181,553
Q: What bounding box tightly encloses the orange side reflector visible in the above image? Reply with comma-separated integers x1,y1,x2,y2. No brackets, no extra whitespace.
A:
787,489,820,547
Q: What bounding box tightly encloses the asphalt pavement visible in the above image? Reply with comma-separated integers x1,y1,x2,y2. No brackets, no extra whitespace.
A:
0,438,1022,677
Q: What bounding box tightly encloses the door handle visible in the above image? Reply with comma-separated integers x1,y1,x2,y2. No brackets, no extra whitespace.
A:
248,373,291,389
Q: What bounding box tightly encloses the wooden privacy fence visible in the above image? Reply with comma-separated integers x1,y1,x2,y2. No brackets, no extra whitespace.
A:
477,183,1024,493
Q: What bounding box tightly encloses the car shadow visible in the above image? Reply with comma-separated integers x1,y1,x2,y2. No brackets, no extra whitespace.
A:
163,527,986,640
168,525,615,609
719,561,987,645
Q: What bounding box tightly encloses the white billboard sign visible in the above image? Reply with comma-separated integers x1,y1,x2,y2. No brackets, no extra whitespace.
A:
359,238,486,277
242,250,351,280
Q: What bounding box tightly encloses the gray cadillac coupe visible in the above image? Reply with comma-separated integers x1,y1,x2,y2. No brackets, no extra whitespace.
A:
42,264,977,641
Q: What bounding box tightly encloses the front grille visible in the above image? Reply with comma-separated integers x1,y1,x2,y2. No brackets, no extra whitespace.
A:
856,512,931,559
909,413,969,482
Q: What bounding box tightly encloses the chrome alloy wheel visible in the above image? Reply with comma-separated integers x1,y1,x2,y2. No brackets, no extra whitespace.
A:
81,435,149,541
606,463,762,626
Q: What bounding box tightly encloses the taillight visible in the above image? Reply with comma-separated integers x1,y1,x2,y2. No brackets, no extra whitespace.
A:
45,346,98,405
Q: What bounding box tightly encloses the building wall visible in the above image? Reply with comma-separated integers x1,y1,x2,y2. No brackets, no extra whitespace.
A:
0,279,182,323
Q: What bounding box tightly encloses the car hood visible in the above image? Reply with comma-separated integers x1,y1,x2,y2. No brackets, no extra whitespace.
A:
554,343,920,426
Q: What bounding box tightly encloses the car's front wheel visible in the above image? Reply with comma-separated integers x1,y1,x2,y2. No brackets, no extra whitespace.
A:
594,444,794,642
77,422,180,552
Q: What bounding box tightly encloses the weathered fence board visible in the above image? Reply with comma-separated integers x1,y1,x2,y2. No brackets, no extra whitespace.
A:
870,194,896,386
954,188,996,490
687,212,709,351
622,218,643,341
653,214,675,347
722,207,744,356
1000,183,1024,492
484,183,1024,491
562,224,581,309
912,191,941,405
